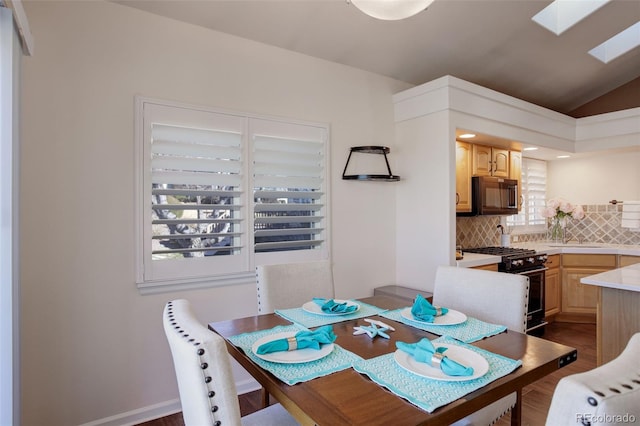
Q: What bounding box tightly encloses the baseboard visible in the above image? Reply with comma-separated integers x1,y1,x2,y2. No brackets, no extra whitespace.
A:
77,378,261,426
78,399,182,426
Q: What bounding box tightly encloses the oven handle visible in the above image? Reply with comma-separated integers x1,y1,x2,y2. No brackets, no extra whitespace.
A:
516,267,548,275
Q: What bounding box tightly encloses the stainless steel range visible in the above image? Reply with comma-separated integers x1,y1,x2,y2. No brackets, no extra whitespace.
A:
464,246,548,335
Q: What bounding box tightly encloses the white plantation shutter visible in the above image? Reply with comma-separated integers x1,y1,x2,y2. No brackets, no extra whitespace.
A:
507,158,547,232
139,102,249,283
251,119,327,254
136,99,330,291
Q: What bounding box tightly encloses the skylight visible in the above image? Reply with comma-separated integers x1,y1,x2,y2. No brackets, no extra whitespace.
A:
589,21,640,63
532,0,611,35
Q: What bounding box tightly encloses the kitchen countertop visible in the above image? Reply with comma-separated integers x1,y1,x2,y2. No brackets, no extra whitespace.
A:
581,263,640,292
456,243,640,268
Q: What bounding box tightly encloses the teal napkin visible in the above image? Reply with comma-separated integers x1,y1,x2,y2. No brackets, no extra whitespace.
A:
256,325,336,355
312,298,358,314
396,338,474,377
411,294,448,323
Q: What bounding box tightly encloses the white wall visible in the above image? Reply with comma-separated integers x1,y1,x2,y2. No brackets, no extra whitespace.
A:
547,149,640,204
19,2,411,425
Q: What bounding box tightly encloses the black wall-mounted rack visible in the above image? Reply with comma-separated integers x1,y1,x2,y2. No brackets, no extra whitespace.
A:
341,146,400,181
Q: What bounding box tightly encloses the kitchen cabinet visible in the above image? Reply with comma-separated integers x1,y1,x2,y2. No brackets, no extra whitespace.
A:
509,150,522,212
455,141,472,213
472,144,509,178
471,263,498,272
619,255,640,267
545,254,561,319
559,254,616,322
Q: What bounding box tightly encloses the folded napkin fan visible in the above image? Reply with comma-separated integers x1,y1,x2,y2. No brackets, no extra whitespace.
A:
313,298,358,314
396,338,474,377
411,294,448,323
256,325,337,355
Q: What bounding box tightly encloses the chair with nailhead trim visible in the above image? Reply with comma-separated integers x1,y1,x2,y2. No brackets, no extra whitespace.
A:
433,265,529,426
256,260,335,314
546,332,640,426
163,299,299,426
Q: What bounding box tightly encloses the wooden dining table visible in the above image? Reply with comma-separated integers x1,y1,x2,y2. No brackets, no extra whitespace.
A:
209,295,577,426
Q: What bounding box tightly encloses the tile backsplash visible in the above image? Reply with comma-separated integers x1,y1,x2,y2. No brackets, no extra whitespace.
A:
456,204,640,248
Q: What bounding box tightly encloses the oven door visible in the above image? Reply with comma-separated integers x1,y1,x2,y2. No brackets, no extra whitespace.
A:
517,267,547,334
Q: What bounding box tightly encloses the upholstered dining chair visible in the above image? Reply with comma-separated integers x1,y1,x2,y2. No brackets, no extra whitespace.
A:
432,265,529,426
545,332,640,425
256,260,335,314
163,299,299,426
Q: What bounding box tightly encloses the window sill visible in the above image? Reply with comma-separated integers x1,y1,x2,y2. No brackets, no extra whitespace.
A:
137,271,256,295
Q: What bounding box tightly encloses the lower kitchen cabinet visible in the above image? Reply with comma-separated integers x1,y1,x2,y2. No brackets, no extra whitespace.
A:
559,254,616,322
544,254,561,318
472,263,498,271
619,255,640,267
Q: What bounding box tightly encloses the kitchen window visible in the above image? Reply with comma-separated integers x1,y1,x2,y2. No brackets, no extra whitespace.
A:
135,98,330,293
506,158,547,233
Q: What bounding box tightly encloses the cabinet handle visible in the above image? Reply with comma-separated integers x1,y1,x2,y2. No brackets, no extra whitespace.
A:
520,195,524,207
456,193,460,205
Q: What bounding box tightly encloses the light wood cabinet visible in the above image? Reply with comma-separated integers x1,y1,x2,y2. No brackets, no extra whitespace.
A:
560,254,616,322
472,144,509,178
509,150,523,212
455,141,472,213
472,263,498,272
545,254,561,318
619,255,640,267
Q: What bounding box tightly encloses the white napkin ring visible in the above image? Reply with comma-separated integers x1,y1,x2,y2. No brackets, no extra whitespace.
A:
431,352,445,367
435,307,443,316
287,337,298,351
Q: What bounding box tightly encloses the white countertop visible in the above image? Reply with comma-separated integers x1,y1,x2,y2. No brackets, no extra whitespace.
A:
456,243,640,268
581,263,640,292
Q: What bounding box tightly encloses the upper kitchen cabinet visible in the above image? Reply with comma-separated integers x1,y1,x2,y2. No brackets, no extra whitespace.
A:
509,150,523,212
455,141,472,213
472,144,509,177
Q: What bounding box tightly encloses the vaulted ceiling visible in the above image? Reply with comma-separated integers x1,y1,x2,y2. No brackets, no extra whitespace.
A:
116,0,640,116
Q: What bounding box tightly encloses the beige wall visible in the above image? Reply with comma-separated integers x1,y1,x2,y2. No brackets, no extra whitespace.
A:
19,2,410,424
547,149,640,204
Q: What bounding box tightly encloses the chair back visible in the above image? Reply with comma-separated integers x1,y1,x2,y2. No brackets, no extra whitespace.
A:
433,265,529,332
546,333,640,425
256,260,334,313
163,299,242,426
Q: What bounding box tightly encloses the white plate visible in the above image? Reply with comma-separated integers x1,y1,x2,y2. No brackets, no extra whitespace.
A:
394,344,489,381
251,331,334,364
400,307,467,326
302,299,360,316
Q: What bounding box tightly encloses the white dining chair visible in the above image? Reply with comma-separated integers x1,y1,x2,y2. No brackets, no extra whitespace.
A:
432,265,529,426
545,332,640,426
163,299,299,426
256,260,335,314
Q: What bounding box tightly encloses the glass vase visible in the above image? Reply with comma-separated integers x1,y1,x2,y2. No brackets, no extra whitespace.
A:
548,216,566,243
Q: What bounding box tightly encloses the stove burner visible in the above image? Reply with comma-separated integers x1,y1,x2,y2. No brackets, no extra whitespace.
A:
464,246,536,259
464,246,547,272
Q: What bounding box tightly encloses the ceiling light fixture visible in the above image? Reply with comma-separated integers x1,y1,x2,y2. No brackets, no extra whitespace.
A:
523,147,539,151
556,155,571,159
458,133,476,139
350,0,435,20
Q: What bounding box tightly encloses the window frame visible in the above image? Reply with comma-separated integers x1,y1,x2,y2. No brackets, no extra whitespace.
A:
134,97,330,294
507,157,548,235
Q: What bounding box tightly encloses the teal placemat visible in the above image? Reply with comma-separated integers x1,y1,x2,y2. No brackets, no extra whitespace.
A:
352,336,522,413
276,300,387,328
380,308,507,343
229,324,362,385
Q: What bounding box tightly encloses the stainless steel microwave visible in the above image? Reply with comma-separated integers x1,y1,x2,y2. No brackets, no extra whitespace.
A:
459,176,519,216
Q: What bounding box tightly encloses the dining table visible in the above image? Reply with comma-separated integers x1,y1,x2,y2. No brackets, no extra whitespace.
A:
209,295,577,426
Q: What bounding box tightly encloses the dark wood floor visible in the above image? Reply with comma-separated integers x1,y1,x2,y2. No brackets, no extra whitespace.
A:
140,321,596,426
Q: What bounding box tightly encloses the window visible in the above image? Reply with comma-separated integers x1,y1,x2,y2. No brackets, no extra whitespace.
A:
135,98,329,292
506,158,547,233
